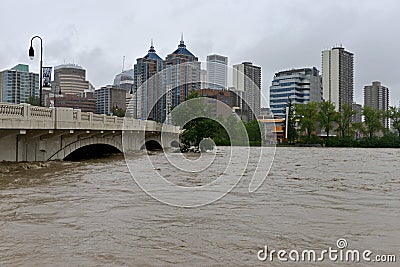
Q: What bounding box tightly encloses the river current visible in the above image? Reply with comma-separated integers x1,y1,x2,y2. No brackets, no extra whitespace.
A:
0,147,399,266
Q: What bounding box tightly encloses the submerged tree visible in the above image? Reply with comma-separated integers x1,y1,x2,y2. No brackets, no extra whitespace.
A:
111,107,126,117
336,103,356,138
362,106,383,138
388,106,400,137
318,101,337,138
295,102,319,139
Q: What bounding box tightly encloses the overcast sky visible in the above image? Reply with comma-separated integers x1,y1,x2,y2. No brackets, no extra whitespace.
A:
1,0,399,106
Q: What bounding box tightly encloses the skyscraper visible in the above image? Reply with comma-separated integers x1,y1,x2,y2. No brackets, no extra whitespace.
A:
206,54,228,90
269,67,322,118
351,102,362,123
0,64,39,104
322,47,354,112
364,81,389,128
163,35,200,123
53,64,90,95
233,62,261,122
133,41,163,120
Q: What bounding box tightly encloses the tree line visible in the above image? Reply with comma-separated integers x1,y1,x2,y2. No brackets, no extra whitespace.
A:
285,99,400,147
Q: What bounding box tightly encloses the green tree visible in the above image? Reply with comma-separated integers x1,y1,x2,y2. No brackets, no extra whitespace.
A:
172,90,227,146
362,106,383,138
26,96,41,106
318,101,337,139
111,107,126,117
388,106,400,137
295,102,319,139
336,103,356,138
245,119,262,145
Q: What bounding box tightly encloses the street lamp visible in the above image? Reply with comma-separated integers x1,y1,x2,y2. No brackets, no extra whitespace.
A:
53,84,61,129
29,35,43,106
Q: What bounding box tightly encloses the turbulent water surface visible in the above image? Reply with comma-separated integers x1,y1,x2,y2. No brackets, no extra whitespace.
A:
0,147,399,266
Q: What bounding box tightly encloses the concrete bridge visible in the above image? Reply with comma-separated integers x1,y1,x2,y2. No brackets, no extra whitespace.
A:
0,103,180,162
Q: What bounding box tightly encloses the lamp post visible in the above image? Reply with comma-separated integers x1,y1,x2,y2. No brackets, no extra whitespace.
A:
29,36,43,106
53,84,61,129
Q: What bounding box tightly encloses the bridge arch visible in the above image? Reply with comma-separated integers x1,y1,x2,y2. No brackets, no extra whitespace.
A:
48,137,123,161
140,139,163,151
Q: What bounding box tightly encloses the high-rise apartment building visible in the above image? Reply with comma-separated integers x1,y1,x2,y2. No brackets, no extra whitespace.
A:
233,62,261,122
206,54,228,90
364,81,389,128
163,36,201,123
133,42,163,120
351,102,362,123
0,64,39,104
322,47,354,112
53,64,90,95
269,67,322,118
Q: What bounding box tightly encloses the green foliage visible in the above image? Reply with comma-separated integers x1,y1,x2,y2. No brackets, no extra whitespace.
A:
295,102,319,139
336,103,356,138
111,107,126,117
388,106,400,136
362,106,383,138
245,119,262,143
287,100,400,148
318,101,338,138
171,91,261,147
299,134,321,145
181,118,225,146
26,96,41,106
324,136,355,147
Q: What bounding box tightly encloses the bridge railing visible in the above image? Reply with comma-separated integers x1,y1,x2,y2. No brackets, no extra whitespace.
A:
0,103,24,117
0,103,180,133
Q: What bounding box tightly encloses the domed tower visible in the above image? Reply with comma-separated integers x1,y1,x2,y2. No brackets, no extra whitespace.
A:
133,40,163,121
163,34,201,119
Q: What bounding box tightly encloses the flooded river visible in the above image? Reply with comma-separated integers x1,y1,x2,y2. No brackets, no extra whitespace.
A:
0,147,399,266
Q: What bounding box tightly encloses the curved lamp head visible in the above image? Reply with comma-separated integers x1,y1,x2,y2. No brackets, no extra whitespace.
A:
29,46,35,60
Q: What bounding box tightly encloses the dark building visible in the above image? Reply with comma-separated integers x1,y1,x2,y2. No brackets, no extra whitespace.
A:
47,93,96,113
199,88,240,119
94,85,126,115
134,41,163,121
233,62,261,122
163,35,201,123
364,81,389,128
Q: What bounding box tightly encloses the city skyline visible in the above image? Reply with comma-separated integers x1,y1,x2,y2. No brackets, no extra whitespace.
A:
0,0,399,106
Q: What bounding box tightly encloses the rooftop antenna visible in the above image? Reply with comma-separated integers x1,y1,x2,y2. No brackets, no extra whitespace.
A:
122,56,125,72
